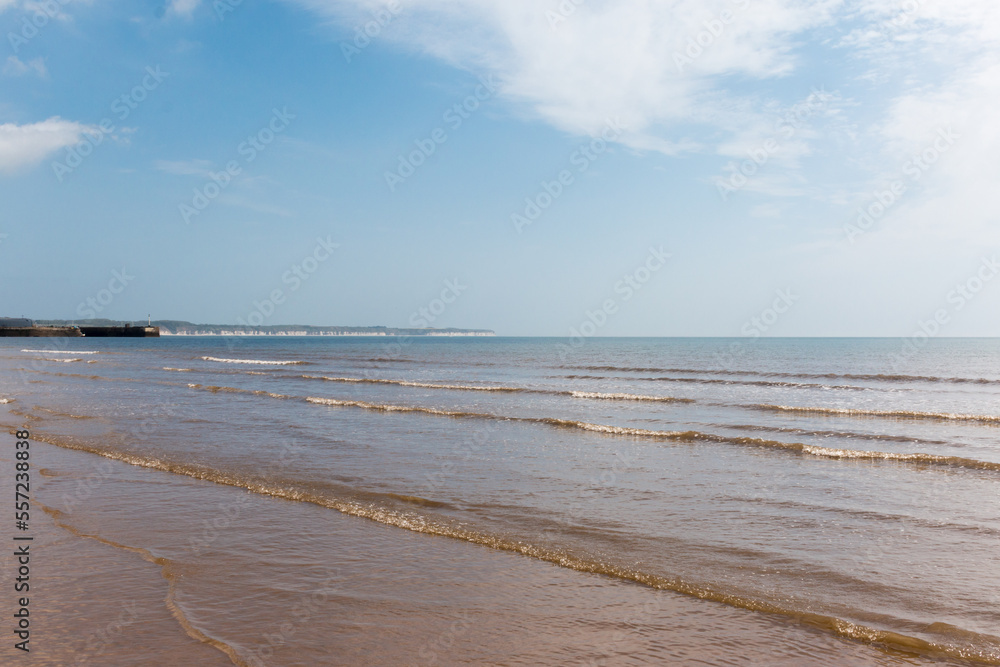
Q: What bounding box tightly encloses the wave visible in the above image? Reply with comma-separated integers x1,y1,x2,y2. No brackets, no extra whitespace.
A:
8,408,39,422
719,423,954,448
798,445,1000,470
299,392,1000,473
34,357,84,363
164,367,193,372
27,370,116,381
181,383,1000,473
654,377,867,391
31,406,96,420
569,391,693,403
541,419,696,438
301,375,524,392
358,357,496,367
833,373,1000,385
40,504,248,666
25,431,1000,665
751,404,1000,425
561,374,867,391
22,349,99,355
0,398,12,404
300,375,691,403
306,394,696,437
305,396,477,418
717,495,1000,538
201,357,305,366
187,383,290,400
562,365,1000,386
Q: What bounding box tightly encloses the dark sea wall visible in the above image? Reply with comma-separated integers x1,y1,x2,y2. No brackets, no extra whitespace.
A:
0,327,83,337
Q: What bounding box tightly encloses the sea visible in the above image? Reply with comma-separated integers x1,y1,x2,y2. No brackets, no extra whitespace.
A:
1,336,998,666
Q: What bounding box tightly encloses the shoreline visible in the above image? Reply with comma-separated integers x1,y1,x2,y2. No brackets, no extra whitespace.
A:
3,339,998,666
9,429,945,667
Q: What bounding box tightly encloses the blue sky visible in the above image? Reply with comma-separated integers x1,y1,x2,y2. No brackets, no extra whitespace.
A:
1,0,998,336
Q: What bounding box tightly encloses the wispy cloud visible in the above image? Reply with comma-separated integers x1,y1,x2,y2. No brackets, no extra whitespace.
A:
284,0,1000,250
7,0,74,20
288,0,837,153
166,0,201,18
3,55,47,78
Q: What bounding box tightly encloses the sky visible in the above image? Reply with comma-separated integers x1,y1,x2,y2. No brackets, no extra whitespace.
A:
0,0,998,336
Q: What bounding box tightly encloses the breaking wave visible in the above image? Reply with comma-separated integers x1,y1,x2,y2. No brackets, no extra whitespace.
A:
569,391,693,403
299,375,691,403
201,357,305,366
295,392,1000,473
561,374,867,391
305,396,476,417
751,404,1000,424
300,375,523,392
561,365,1000,386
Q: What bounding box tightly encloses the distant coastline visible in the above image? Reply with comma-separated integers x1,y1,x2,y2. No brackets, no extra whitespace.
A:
35,319,495,337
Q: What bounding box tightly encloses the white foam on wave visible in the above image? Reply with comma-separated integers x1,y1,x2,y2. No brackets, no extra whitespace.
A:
164,367,193,372
213,388,1000,472
305,396,462,416
201,356,303,366
0,398,13,404
35,357,83,363
797,444,1000,470
307,375,521,392
754,403,1000,423
562,420,688,437
570,391,691,403
22,349,98,354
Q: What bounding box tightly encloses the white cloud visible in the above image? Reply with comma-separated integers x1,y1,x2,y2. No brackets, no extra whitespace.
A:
824,1,1000,248
0,117,100,173
167,0,201,18
289,1,1000,181
3,55,47,77
290,0,838,151
146,0,996,253
14,0,73,21
866,57,1000,246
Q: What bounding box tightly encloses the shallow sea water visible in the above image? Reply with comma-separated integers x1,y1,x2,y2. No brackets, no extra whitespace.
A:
1,337,998,665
